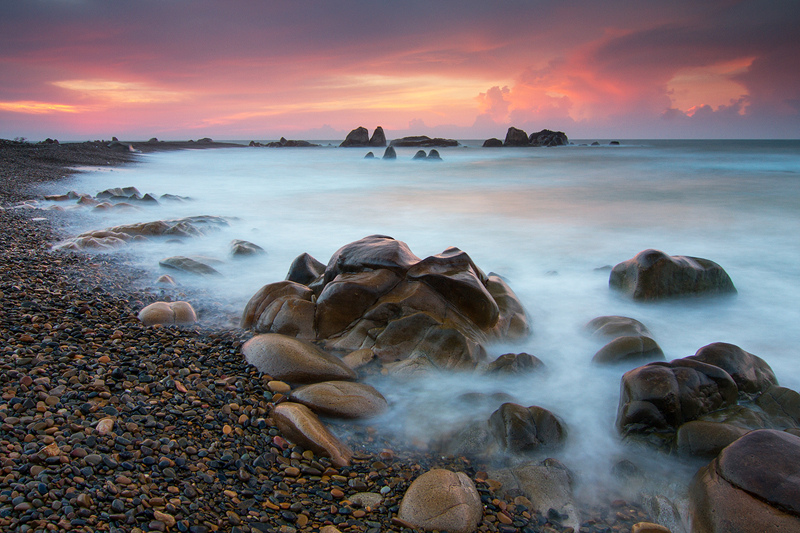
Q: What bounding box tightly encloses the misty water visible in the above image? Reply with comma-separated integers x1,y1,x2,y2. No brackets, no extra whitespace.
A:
49,139,800,504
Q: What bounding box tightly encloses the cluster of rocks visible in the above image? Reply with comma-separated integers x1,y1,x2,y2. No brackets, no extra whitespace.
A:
249,138,320,148
364,148,442,161
43,186,190,215
389,136,459,148
339,127,387,148
483,128,569,147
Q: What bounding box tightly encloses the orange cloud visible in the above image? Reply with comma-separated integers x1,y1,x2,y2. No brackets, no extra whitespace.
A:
0,101,83,114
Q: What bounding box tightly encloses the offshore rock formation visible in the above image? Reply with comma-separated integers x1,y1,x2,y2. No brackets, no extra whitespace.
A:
609,249,737,300
241,235,530,374
340,126,387,147
389,136,459,147
494,127,569,147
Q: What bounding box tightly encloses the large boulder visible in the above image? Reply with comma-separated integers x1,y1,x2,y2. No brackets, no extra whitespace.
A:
271,402,353,467
675,420,748,458
586,315,664,364
397,469,482,533
616,358,738,446
242,333,356,383
339,127,370,147
482,138,503,147
382,146,397,160
138,301,197,326
503,127,529,146
243,236,529,374
529,129,568,147
689,430,800,532
687,342,777,396
755,386,800,427
368,126,386,147
488,403,567,454
289,381,388,419
609,249,737,300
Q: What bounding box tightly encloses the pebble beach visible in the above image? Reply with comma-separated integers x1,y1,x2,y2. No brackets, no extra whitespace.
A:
0,140,658,533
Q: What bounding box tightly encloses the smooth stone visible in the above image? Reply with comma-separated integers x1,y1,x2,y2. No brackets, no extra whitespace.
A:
289,381,388,419
138,301,197,326
687,342,777,396
242,334,356,384
397,468,482,533
271,402,353,467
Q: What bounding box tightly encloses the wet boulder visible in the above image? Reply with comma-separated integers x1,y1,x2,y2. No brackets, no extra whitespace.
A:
586,315,664,364
427,149,442,160
382,146,397,160
289,381,388,419
397,469,482,533
484,352,544,374
230,239,265,257
609,249,736,300
689,430,800,532
675,420,748,458
687,342,777,396
616,358,738,446
272,402,353,467
242,333,356,384
339,126,370,147
412,150,427,160
321,235,420,285
503,127,529,146
137,301,197,326
159,256,221,276
754,385,800,428
488,403,567,454
241,281,315,339
285,252,325,286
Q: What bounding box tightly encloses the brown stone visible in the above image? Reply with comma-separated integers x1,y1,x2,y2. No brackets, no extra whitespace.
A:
272,402,353,467
290,381,388,419
489,403,567,454
688,342,777,395
397,468,482,533
242,333,356,384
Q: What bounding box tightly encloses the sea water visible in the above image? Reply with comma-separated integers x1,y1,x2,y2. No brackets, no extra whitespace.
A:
50,139,800,501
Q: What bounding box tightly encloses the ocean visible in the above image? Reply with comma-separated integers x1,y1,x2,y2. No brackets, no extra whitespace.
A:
48,138,800,501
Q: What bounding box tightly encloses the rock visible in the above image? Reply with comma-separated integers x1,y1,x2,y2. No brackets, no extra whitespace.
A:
489,403,567,454
609,249,736,300
341,348,374,369
675,420,748,458
241,333,356,383
230,239,265,257
593,336,664,364
321,234,420,285
427,149,442,160
689,429,800,532
754,385,800,427
382,146,397,160
271,402,353,467
631,522,672,533
364,152,375,159
241,280,316,338
368,126,386,147
585,315,653,339
159,256,221,276
528,129,568,147
482,138,503,147
486,274,531,340
285,252,325,286
687,342,777,396
397,469,482,533
156,275,177,286
264,137,319,147
289,381,388,419
412,150,427,160
389,136,459,147
138,301,197,326
503,127,529,146
96,417,115,436
484,352,544,374
616,358,738,446
340,127,370,147
488,459,580,532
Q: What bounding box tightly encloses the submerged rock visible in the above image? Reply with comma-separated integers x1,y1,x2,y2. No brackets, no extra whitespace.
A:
609,249,737,300
382,146,397,160
586,315,664,364
230,239,265,257
159,256,221,276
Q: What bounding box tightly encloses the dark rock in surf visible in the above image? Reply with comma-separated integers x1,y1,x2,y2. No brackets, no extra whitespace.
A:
609,249,737,301
484,352,545,374
340,127,370,147
159,256,221,276
230,239,265,257
482,138,503,147
369,126,387,147
529,129,568,147
364,152,375,159
389,136,459,147
286,252,326,286
427,149,442,160
687,342,777,396
503,127,529,146
412,150,427,160
382,146,397,160
488,402,567,454
585,316,664,364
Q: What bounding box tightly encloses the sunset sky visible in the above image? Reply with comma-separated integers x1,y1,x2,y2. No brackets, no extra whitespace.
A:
1,0,798,141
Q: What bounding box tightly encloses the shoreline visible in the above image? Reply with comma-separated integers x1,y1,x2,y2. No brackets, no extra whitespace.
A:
0,141,656,533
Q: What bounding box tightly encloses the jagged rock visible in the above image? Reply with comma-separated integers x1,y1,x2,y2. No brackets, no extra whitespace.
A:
159,256,221,276
272,402,353,467
340,127,370,147
137,301,197,326
690,430,800,532
55,216,228,250
242,333,356,383
488,403,567,454
289,381,388,419
529,129,568,146
382,146,397,160
687,342,777,396
389,136,459,147
503,127,529,146
286,252,326,286
368,126,386,147
397,469,482,533
230,239,265,257
482,138,503,147
609,249,736,300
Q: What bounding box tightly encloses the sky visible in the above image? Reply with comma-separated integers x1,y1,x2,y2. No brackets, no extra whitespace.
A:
1,0,798,141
